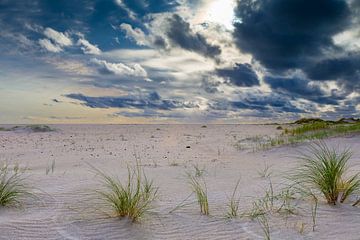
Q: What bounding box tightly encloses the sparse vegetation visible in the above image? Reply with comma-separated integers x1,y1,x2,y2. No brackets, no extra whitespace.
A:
236,119,360,151
226,178,241,218
193,164,206,177
92,164,158,222
169,161,179,167
257,163,273,179
45,159,56,175
257,214,271,240
310,194,318,231
0,125,55,132
26,125,54,132
0,163,30,207
187,172,209,215
291,142,360,205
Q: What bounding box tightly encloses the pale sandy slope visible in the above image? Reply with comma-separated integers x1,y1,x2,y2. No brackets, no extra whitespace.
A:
0,124,359,240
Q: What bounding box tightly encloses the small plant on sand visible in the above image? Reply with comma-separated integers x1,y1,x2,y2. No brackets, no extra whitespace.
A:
226,178,241,218
257,214,271,240
0,163,30,206
92,164,158,222
193,164,206,177
26,124,54,132
45,159,56,175
257,163,273,179
187,172,209,215
292,142,360,205
243,181,298,220
310,193,318,231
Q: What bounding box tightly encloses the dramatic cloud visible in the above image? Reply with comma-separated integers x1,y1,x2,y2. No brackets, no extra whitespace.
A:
65,92,198,110
233,0,350,71
1,0,359,122
165,14,221,58
305,55,360,91
216,63,259,87
210,92,305,115
264,77,344,105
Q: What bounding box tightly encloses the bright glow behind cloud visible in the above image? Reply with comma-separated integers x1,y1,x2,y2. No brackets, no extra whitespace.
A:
204,0,236,30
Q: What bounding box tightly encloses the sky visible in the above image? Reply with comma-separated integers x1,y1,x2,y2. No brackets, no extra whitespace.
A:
0,0,360,124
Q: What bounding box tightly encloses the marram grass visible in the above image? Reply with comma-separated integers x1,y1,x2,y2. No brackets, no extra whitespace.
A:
0,163,30,207
291,142,360,205
187,172,209,215
92,164,158,222
226,178,241,218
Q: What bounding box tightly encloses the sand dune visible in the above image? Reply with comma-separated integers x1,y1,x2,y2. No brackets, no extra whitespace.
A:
0,124,359,240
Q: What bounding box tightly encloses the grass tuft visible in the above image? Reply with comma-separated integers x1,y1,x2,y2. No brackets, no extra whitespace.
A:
257,214,271,240
226,178,241,218
187,172,209,215
92,164,158,222
257,163,273,179
291,142,360,205
0,163,30,207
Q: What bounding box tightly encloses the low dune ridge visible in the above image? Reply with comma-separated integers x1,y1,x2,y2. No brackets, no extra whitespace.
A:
0,124,359,240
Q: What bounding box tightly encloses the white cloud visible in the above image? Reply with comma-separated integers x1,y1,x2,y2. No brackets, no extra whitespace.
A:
114,0,137,20
91,58,149,79
44,58,95,75
77,38,101,55
120,23,150,46
43,28,72,47
333,27,360,51
38,39,63,52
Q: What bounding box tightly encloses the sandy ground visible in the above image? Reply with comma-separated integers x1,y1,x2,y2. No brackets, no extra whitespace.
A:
0,124,359,240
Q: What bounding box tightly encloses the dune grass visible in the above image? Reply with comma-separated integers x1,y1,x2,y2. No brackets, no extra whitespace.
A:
92,164,158,222
284,122,360,142
0,163,30,207
291,142,360,205
237,121,360,151
257,214,271,240
226,178,241,218
285,122,331,135
257,163,273,179
187,172,209,215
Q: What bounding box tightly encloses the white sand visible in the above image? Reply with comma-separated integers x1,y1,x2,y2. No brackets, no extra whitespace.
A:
0,124,359,240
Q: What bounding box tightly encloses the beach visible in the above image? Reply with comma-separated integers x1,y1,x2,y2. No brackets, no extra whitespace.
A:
0,124,359,240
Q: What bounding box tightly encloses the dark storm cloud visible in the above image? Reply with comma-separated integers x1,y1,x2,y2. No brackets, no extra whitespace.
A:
210,94,305,114
233,0,350,71
305,55,360,91
165,14,221,58
264,77,345,105
216,63,260,87
113,109,186,118
232,0,360,114
123,0,179,15
65,92,198,110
